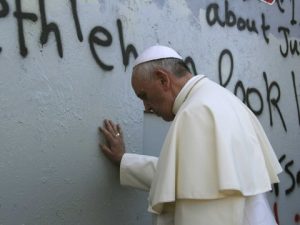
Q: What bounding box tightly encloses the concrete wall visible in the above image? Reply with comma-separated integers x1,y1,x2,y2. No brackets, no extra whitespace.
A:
0,0,299,224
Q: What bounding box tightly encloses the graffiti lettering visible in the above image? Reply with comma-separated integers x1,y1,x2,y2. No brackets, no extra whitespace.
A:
289,0,297,25
284,159,296,195
88,19,139,71
206,0,258,34
39,0,63,58
89,26,113,71
13,0,38,57
272,154,300,224
246,88,264,115
0,0,9,18
218,49,264,116
272,154,300,197
12,0,85,58
234,79,264,115
278,26,289,57
276,0,298,26
263,72,287,132
218,49,290,129
116,19,137,71
235,81,264,116
218,49,233,88
234,81,246,103
0,0,9,53
207,1,299,59
278,26,300,58
292,71,300,125
0,1,299,225
70,0,83,42
261,13,270,44
276,0,285,13
2,1,140,70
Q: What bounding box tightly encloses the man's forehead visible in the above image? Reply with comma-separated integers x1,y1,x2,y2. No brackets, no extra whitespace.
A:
132,72,148,87
132,75,151,98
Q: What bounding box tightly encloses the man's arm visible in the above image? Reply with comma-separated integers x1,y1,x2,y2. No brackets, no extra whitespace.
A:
120,153,158,191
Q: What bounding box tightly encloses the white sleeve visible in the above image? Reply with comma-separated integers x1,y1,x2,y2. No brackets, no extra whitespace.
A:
120,153,158,192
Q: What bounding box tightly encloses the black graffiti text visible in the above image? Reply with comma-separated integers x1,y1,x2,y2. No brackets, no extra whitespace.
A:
218,48,288,132
272,154,300,197
13,0,38,57
276,0,298,26
206,0,258,34
1,0,138,70
278,26,300,58
0,0,9,18
292,71,300,126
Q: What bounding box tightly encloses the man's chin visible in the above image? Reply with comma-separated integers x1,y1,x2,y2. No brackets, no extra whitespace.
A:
160,114,175,122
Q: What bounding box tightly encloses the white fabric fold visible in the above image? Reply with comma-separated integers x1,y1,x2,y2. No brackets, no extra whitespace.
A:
149,75,282,214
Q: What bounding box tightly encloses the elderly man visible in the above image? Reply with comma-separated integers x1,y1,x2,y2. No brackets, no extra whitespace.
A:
99,45,282,225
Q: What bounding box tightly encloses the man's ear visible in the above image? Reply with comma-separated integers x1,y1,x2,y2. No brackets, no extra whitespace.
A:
154,69,171,90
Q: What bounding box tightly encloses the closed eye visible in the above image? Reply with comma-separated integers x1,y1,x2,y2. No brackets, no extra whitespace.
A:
137,91,147,100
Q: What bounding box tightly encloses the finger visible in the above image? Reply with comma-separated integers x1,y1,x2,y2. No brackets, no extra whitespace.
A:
98,126,103,134
109,120,119,134
105,120,117,135
116,124,123,137
99,126,114,140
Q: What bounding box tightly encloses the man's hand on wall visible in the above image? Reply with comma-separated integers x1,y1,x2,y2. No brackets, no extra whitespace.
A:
99,119,125,166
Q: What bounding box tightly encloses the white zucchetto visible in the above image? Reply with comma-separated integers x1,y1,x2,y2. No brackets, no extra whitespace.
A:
133,45,183,68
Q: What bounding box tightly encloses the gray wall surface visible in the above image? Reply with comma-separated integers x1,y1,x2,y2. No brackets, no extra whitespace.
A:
0,0,299,224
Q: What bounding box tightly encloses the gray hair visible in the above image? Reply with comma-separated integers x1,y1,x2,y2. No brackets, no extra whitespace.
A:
132,58,190,80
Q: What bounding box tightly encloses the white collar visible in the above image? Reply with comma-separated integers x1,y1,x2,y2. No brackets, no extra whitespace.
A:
172,75,206,114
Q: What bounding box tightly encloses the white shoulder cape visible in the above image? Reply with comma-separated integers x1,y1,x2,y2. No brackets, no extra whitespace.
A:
148,75,282,214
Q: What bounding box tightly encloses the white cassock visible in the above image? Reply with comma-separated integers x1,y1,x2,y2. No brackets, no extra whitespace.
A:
120,75,282,225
